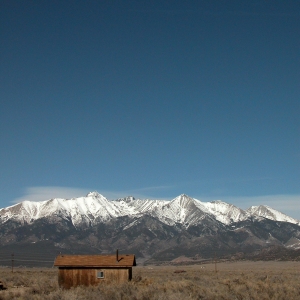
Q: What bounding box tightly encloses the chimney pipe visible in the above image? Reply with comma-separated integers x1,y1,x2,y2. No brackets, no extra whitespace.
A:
116,249,119,263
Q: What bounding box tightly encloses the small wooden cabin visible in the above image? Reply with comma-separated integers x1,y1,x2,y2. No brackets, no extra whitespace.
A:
54,251,136,289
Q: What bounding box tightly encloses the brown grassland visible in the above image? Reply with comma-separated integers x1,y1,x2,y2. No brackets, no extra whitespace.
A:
0,261,299,299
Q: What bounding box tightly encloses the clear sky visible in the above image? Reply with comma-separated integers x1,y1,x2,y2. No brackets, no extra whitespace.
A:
1,1,299,218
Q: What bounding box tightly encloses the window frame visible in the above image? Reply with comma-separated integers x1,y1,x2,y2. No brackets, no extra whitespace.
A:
96,270,104,279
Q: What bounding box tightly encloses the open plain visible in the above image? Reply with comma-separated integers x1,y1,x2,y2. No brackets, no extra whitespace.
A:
0,261,299,299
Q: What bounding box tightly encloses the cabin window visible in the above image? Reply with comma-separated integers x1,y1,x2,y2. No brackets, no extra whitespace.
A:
97,270,104,279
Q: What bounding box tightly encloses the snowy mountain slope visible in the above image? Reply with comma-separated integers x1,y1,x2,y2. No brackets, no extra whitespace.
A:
246,205,300,225
114,196,168,214
150,194,215,227
0,192,137,226
1,192,300,264
200,200,247,224
0,192,299,228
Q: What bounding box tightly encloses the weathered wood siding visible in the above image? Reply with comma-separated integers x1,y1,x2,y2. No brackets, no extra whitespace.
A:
58,267,132,289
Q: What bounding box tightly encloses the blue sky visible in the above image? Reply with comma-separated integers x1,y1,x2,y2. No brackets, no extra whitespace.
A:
1,1,299,218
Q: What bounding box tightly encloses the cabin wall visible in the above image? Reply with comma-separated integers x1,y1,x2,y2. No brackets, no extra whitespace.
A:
58,267,131,288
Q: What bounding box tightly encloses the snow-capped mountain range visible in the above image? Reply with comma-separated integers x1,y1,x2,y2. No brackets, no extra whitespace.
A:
1,192,300,264
1,192,298,227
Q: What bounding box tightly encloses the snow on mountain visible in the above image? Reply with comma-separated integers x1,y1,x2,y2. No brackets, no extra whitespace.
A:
246,205,300,225
114,196,168,214
0,200,46,224
200,200,247,224
285,237,300,249
47,193,123,225
0,192,136,226
150,194,215,227
0,192,299,228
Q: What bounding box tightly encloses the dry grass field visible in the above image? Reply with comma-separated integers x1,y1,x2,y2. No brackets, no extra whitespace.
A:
0,261,299,299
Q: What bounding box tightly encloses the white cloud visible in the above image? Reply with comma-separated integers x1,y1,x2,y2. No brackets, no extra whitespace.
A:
99,185,173,201
11,185,173,205
130,184,174,192
12,186,90,203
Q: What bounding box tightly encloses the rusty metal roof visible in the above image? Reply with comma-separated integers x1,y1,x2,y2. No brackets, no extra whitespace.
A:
54,254,136,267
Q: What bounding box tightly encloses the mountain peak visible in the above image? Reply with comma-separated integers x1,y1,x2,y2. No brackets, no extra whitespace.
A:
0,193,298,229
172,194,196,209
179,194,189,198
174,194,191,200
116,196,136,202
86,191,102,198
246,205,299,224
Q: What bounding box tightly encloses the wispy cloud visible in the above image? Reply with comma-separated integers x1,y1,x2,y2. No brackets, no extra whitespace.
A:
100,185,174,200
11,185,174,205
11,187,90,204
131,185,174,192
